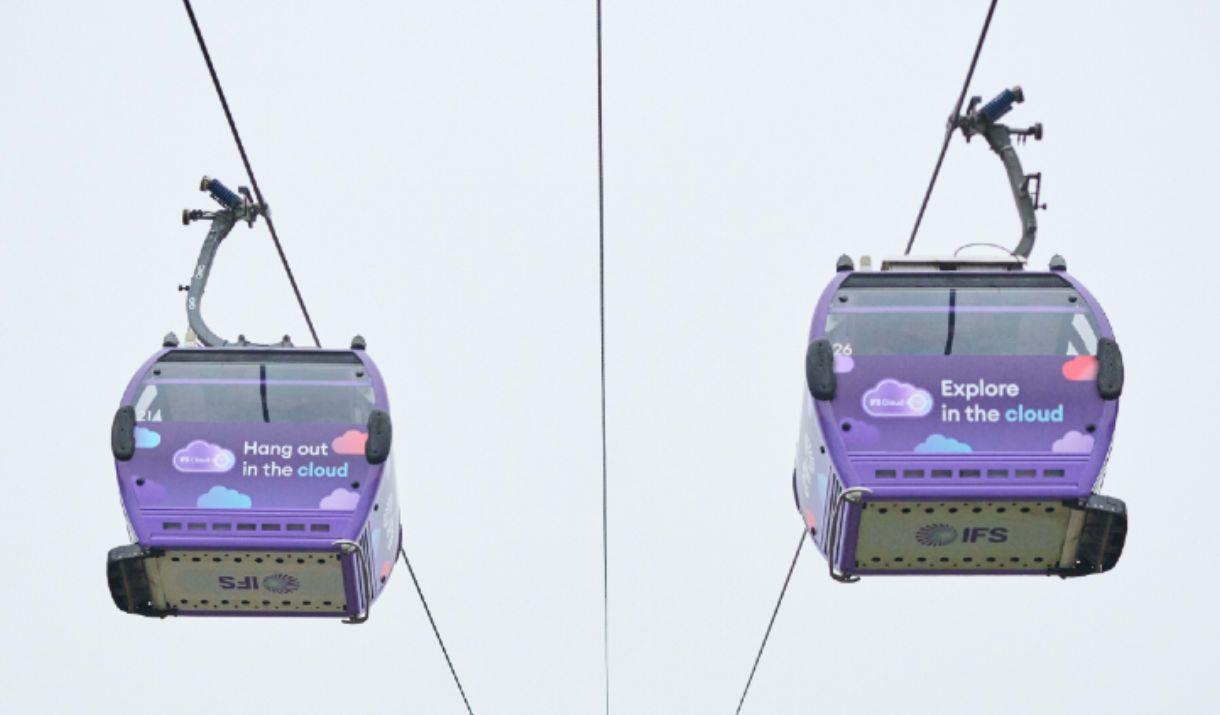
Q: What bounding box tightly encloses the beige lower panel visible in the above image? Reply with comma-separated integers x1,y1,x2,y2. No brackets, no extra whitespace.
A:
854,500,1072,571
149,550,348,613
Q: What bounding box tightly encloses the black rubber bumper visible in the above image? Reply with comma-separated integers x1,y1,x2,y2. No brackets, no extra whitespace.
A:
1056,494,1127,577
107,544,169,617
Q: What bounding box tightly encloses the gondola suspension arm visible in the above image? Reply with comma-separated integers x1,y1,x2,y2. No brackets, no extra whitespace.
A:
953,86,1046,259
180,176,286,347
956,86,1044,257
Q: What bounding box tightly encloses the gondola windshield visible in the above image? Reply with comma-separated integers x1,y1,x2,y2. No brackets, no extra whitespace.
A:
826,279,1101,357
134,352,375,425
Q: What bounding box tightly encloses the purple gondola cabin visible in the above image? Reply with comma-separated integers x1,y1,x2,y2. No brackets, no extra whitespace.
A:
795,254,1127,580
108,343,401,621
795,86,1128,581
107,177,401,621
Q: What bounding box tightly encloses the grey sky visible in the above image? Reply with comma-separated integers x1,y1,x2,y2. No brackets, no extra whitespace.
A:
2,1,1216,713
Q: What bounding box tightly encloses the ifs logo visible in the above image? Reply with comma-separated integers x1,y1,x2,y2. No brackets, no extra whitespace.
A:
217,574,301,594
915,523,958,546
961,527,1008,544
915,524,1009,546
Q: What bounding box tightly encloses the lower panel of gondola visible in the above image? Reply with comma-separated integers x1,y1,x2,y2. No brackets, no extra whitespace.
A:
837,494,1126,577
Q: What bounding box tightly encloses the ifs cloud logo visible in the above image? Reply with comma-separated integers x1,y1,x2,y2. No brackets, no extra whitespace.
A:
862,379,934,418
173,440,236,473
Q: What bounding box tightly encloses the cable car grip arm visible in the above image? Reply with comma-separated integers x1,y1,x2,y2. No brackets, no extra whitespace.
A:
955,86,1044,259
181,176,267,347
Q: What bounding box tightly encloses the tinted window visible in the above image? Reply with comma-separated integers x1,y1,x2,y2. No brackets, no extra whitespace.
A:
134,353,375,424
825,287,1101,356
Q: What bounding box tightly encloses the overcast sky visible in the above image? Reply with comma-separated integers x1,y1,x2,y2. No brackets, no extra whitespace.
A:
2,1,1217,713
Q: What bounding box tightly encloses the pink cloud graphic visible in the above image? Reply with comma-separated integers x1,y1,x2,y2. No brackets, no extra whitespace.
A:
1052,430,1095,453
173,440,236,473
319,488,360,510
1062,356,1099,381
331,430,368,456
862,379,933,418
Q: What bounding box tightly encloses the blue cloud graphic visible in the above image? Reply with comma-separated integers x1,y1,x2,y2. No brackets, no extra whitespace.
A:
914,434,973,453
196,485,252,509
134,427,161,449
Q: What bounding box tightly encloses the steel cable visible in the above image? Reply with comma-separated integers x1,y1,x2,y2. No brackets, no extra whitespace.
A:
595,1,610,713
182,0,322,347
904,0,1000,255
400,545,475,715
734,530,807,714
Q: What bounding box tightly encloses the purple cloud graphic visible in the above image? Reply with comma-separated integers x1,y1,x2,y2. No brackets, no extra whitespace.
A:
1052,430,1095,453
862,379,933,418
840,418,881,448
173,440,236,473
196,485,252,509
833,354,855,374
133,477,168,505
134,427,161,449
319,488,360,510
915,434,973,453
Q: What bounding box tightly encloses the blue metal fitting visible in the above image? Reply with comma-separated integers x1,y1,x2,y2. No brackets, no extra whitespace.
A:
980,86,1023,122
202,176,242,209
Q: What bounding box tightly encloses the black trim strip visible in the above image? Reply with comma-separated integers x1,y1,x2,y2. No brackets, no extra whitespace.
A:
158,350,361,365
842,273,1070,289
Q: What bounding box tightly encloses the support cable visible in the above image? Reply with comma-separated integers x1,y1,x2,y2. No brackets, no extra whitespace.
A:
595,1,610,713
182,0,322,347
904,0,1000,255
734,530,807,715
400,545,475,715
183,5,470,711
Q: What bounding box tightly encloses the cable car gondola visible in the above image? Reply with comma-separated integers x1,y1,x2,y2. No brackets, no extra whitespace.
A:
793,87,1128,580
106,178,400,621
